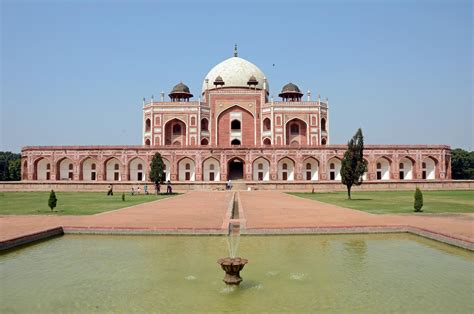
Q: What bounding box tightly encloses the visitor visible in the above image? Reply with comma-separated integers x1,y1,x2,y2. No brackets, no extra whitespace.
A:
228,179,232,190
107,184,113,196
167,180,173,194
144,183,148,195
137,186,140,195
155,182,161,195
131,187,135,196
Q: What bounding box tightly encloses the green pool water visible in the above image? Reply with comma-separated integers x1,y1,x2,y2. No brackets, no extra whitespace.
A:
1,234,473,313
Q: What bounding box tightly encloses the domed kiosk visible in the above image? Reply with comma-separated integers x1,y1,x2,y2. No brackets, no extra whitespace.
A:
169,82,193,102
279,82,303,101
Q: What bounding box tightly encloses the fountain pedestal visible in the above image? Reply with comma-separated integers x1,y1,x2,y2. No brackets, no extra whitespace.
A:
217,257,248,285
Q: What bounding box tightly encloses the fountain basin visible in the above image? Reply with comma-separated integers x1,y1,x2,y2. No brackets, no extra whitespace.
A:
217,257,248,285
1,234,473,313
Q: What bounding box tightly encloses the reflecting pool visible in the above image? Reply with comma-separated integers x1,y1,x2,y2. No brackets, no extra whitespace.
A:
1,234,473,313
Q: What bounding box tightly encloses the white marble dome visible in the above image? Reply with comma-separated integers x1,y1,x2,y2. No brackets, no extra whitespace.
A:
202,57,268,94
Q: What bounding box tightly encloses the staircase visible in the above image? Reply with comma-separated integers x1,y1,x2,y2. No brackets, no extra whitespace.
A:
231,181,248,191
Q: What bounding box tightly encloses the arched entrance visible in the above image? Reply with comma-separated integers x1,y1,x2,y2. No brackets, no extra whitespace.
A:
228,158,244,180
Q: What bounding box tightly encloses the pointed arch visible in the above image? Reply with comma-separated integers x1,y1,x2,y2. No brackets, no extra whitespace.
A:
422,156,438,180
277,157,295,181
33,157,52,180
80,157,98,181
285,118,308,146
375,156,391,180
177,157,195,181
56,157,75,180
303,157,319,181
398,156,415,180
327,157,342,181
129,157,146,181
202,157,220,181
252,156,271,181
164,118,187,146
263,118,271,132
104,157,122,181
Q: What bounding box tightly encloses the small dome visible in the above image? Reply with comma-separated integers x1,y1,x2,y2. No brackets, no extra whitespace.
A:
280,82,302,94
169,82,193,101
170,82,191,94
214,76,225,85
247,75,258,85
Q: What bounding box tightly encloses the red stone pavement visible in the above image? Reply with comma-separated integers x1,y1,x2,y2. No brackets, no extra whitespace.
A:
239,191,474,242
1,190,473,246
0,191,232,241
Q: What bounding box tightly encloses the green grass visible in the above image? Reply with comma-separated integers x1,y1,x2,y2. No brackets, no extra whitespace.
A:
289,190,474,214
0,192,175,215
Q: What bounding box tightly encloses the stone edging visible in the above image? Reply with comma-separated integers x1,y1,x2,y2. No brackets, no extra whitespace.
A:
0,227,64,251
1,224,472,252
243,225,474,251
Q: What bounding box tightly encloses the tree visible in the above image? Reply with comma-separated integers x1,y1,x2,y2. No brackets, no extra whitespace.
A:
451,148,474,179
340,128,368,199
414,187,423,212
0,152,21,181
8,158,21,181
149,153,165,192
48,190,57,212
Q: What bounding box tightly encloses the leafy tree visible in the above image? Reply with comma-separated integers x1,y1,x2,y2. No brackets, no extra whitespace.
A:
0,152,21,181
414,187,423,212
122,192,125,201
149,153,165,190
48,190,57,212
340,128,368,199
451,148,474,179
8,158,21,181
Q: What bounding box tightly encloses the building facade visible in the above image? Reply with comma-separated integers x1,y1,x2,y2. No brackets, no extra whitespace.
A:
21,48,451,183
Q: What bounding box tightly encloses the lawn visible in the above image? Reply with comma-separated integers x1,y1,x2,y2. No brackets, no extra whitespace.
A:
0,192,175,215
289,190,474,214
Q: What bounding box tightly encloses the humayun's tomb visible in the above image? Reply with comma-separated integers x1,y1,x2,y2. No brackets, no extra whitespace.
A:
20,47,451,187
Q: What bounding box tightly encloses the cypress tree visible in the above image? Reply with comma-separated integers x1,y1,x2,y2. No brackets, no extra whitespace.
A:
340,128,368,199
149,153,165,188
48,190,57,212
414,187,423,212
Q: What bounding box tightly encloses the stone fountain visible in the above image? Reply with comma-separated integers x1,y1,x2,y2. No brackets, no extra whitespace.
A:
217,257,248,285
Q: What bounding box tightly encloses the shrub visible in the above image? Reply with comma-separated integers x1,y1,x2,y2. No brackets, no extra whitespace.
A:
414,187,423,212
122,192,125,202
48,190,57,212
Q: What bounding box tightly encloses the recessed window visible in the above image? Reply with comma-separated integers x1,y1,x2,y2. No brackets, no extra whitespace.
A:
231,120,241,130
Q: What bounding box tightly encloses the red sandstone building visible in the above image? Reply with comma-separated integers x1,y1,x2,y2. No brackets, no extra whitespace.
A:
21,48,451,185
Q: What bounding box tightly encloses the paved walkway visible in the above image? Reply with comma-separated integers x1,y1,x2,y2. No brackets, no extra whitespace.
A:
1,190,472,249
239,191,474,243
1,191,232,241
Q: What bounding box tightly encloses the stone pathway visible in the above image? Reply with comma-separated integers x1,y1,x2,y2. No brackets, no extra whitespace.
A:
239,191,474,243
1,190,472,250
0,191,232,242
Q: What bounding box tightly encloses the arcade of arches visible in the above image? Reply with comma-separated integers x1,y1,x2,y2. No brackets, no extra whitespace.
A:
24,148,447,182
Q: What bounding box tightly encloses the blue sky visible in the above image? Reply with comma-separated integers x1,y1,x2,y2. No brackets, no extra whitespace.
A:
1,0,472,152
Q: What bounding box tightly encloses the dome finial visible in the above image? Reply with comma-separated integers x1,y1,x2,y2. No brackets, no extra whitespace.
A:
234,44,238,57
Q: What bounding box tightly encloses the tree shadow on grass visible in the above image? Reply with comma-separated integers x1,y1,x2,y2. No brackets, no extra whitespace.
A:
348,198,373,201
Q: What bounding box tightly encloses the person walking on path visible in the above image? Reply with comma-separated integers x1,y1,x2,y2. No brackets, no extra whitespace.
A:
131,187,135,196
166,180,173,194
228,179,233,190
107,184,113,196
144,183,148,195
